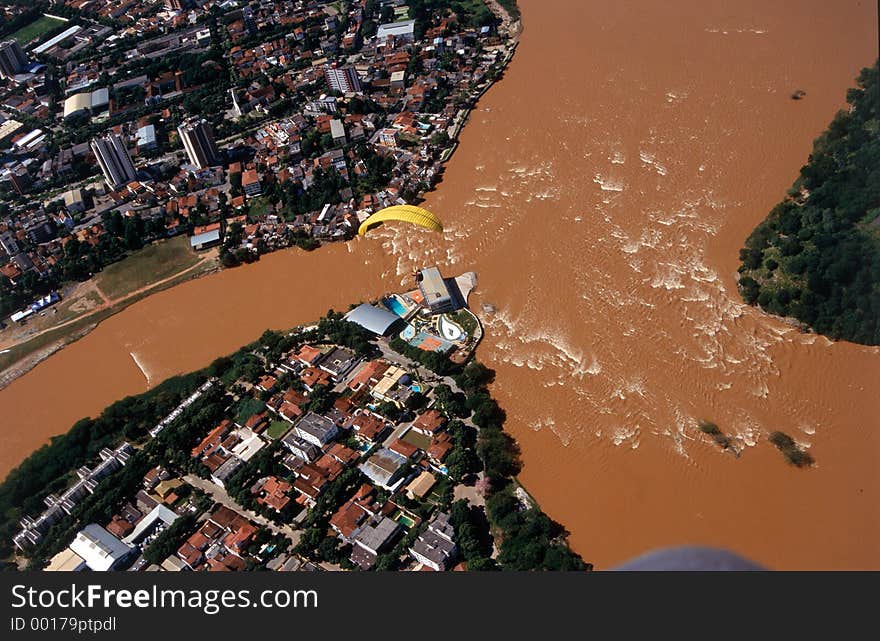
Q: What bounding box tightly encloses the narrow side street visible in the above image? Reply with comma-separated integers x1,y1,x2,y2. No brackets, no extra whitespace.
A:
184,474,300,545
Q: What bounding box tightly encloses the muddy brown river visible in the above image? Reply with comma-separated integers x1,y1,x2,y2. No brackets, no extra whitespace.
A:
1,0,878,569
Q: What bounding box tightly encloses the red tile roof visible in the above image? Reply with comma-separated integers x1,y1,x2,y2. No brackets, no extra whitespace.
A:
193,221,221,235
348,360,389,390
300,366,332,389
106,515,134,538
256,375,277,391
329,484,376,538
279,400,303,421
390,439,419,459
192,420,232,458
326,442,359,465
413,409,446,435
255,476,292,512
427,432,454,463
349,412,387,442
295,345,324,366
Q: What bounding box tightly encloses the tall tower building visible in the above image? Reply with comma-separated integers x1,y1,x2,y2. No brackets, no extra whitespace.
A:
8,166,31,195
178,118,221,169
90,134,137,189
324,65,362,94
0,40,28,80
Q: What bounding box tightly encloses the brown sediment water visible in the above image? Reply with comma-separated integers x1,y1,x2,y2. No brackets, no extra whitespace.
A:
0,243,396,476
1,0,878,569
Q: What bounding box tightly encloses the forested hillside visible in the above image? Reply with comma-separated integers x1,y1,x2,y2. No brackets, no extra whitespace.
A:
737,61,880,345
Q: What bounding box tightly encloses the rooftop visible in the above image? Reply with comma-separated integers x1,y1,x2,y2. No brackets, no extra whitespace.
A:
344,303,403,336
69,524,132,571
376,19,416,41
359,447,408,489
353,516,400,555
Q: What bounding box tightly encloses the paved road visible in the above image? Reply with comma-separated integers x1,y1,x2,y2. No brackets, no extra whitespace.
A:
453,473,486,508
370,343,494,512
184,474,301,545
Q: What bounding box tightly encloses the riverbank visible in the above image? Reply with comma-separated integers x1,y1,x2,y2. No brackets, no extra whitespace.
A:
440,0,521,164
0,246,220,390
1,0,877,570
0,8,521,393
2,291,585,572
736,61,879,346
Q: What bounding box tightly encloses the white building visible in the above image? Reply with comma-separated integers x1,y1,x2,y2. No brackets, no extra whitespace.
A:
330,119,346,144
376,20,416,43
293,412,339,447
69,524,133,571
178,118,221,169
409,511,457,571
122,504,179,546
90,134,136,189
324,65,362,93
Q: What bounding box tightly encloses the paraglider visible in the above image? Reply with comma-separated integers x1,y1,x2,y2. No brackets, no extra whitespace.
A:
358,205,443,236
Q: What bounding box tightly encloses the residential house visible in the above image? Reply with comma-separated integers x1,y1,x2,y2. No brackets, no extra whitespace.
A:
318,346,359,381
330,484,379,540
405,470,436,500
350,516,401,570
348,359,389,392
347,410,389,445
252,476,293,512
293,411,339,447
409,511,457,571
412,409,446,437
359,447,408,491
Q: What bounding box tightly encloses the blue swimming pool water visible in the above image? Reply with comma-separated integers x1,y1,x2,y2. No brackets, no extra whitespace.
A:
383,297,408,317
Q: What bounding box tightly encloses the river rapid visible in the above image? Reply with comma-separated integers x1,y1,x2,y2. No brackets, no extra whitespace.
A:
1,0,878,569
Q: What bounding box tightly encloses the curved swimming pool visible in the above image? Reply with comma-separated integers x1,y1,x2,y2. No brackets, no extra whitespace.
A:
383,296,408,317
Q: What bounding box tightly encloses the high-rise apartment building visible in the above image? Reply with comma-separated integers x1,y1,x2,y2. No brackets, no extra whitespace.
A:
178,118,222,169
90,134,137,189
0,40,28,80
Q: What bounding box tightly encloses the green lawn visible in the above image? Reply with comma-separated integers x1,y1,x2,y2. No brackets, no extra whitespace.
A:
401,428,432,450
449,310,478,336
11,15,66,46
247,196,270,219
0,259,216,377
95,236,202,301
266,420,292,440
44,290,104,326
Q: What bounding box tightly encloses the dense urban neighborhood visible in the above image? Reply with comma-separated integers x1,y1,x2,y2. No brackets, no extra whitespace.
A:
0,0,517,330
0,266,586,572
0,0,876,597
0,0,579,577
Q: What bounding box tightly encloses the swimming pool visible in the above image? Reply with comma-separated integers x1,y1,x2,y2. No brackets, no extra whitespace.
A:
396,514,416,528
383,296,408,317
400,324,416,339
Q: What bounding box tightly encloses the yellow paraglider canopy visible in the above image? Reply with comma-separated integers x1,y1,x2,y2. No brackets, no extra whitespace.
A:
358,205,443,236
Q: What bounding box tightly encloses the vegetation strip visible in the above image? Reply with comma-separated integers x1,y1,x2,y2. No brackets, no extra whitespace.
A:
737,62,879,345
1,302,585,572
